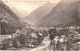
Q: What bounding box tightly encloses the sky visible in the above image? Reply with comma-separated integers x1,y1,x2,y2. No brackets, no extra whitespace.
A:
2,0,61,18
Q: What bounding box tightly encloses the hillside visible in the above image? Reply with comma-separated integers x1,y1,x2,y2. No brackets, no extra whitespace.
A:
36,0,80,27
0,1,23,34
23,2,54,24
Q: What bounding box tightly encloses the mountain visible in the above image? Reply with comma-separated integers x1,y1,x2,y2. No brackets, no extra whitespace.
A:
23,2,55,25
36,0,80,27
0,1,24,34
10,6,28,18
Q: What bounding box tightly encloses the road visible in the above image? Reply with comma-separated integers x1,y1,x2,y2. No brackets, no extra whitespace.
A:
29,36,53,51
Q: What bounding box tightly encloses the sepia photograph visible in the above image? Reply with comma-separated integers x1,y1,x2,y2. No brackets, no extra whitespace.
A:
0,0,80,51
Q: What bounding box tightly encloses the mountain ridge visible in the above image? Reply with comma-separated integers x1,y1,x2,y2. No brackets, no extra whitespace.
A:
36,0,80,27
0,1,24,34
23,2,55,25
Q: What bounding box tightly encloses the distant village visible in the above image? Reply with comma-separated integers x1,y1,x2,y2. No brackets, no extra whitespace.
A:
1,26,80,50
